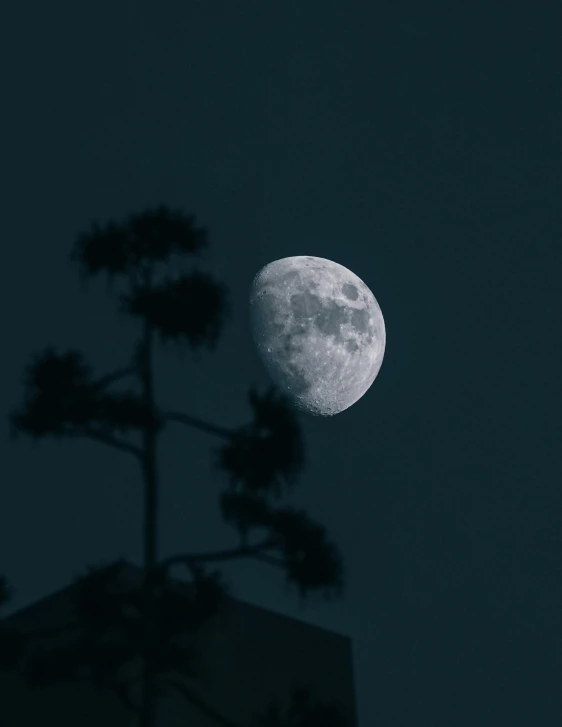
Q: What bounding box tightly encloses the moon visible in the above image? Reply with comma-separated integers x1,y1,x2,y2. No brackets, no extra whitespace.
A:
249,255,386,416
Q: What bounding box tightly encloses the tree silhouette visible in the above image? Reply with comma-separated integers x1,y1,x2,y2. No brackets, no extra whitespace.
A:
4,205,348,727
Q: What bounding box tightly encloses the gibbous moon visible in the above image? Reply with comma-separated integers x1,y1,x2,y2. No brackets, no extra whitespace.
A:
249,255,386,416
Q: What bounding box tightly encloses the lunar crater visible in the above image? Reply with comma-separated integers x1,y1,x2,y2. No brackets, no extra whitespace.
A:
342,283,358,300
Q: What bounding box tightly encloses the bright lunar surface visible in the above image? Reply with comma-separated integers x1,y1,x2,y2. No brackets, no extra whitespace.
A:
249,255,386,416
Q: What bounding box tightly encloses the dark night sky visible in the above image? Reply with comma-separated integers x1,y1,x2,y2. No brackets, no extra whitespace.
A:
2,2,562,725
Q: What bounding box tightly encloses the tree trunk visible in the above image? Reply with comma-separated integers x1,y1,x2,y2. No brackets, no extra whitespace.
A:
139,319,159,727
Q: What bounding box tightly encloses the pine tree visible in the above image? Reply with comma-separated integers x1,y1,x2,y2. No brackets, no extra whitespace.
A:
4,205,347,726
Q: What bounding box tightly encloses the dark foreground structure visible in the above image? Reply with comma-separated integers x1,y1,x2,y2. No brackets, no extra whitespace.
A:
0,561,358,726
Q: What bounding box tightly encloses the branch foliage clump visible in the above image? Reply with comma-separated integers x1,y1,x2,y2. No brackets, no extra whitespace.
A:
71,206,207,280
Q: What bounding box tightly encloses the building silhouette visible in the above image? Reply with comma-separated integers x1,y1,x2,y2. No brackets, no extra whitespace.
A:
0,560,358,726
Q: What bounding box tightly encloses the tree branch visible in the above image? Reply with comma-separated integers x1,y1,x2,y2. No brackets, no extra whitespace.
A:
64,426,143,459
165,677,244,727
251,552,285,568
164,411,233,440
158,538,284,573
91,366,137,391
